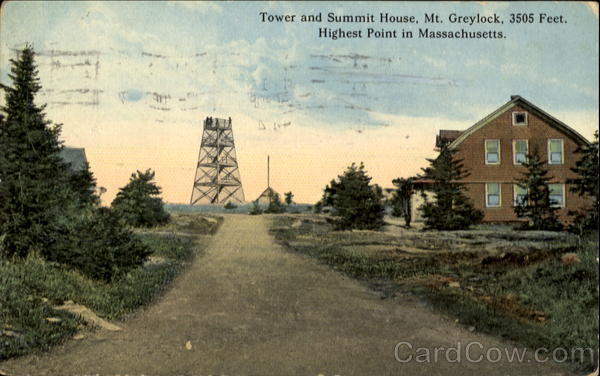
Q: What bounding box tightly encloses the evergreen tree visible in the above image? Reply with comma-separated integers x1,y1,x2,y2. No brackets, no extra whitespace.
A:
312,200,323,214
391,177,415,227
67,161,101,207
0,45,71,257
249,199,263,215
514,149,562,230
322,178,338,207
284,191,294,206
48,207,151,282
419,145,483,230
567,131,599,232
325,162,385,230
266,192,286,213
111,169,170,227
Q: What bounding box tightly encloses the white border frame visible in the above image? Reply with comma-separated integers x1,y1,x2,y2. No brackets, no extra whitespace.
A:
512,111,528,126
485,182,502,208
485,139,501,165
512,184,528,207
512,139,528,165
547,139,564,165
548,183,566,208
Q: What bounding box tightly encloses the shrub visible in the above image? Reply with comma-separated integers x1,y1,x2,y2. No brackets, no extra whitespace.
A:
47,208,151,282
224,201,238,210
323,162,385,230
266,192,286,213
249,200,263,215
111,169,170,227
313,201,323,213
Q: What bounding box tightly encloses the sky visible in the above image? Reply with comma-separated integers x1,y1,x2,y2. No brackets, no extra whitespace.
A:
0,1,598,204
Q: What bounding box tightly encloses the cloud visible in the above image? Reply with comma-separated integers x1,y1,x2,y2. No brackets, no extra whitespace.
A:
1,1,597,204
166,1,222,13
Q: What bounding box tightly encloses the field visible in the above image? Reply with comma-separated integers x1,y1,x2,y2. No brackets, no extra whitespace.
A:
0,212,221,360
270,214,599,372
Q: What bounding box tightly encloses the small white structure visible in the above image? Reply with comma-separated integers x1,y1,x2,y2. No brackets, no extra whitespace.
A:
255,187,279,206
254,155,280,205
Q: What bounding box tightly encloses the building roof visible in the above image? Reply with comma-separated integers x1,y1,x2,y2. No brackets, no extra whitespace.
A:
59,147,88,172
448,95,591,149
256,187,279,200
436,130,463,148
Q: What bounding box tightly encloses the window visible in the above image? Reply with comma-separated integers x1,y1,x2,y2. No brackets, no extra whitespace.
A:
548,139,564,165
486,183,501,207
513,184,528,206
513,139,528,165
512,112,528,126
549,184,565,207
485,140,500,165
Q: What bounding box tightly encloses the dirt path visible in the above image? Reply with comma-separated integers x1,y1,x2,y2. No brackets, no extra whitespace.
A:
1,215,571,376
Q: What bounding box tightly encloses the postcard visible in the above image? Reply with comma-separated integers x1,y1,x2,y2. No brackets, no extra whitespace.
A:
0,1,598,375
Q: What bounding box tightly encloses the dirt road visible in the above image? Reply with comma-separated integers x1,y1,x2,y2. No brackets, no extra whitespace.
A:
1,215,571,375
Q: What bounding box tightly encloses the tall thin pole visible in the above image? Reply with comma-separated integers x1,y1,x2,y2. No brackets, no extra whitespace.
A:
216,119,221,203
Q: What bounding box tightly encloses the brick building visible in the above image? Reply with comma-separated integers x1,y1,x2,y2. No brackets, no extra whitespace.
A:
434,95,591,223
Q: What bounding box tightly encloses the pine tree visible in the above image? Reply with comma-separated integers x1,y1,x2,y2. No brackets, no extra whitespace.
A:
68,161,101,207
567,131,599,231
284,191,294,206
322,178,338,207
419,145,483,230
391,177,415,227
249,200,263,215
325,162,385,230
514,149,562,230
0,45,72,257
111,169,170,227
266,192,286,213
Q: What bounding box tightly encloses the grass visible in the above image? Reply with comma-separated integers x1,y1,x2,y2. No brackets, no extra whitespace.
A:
0,212,221,360
270,215,599,373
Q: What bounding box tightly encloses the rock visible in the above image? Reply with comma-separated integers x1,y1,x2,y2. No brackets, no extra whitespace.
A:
46,317,62,323
53,302,122,331
468,326,476,332
73,333,85,340
291,220,303,228
185,340,192,350
561,252,581,266
448,281,460,288
145,256,167,265
1,329,22,338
